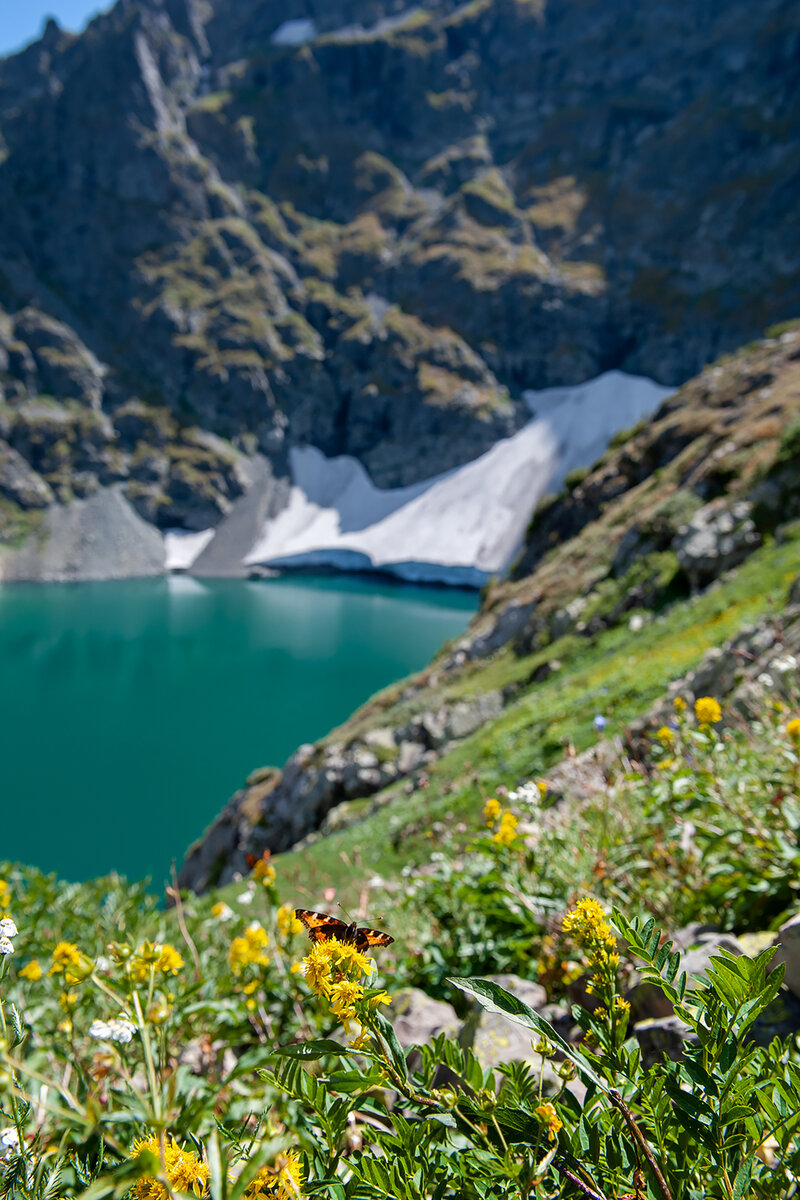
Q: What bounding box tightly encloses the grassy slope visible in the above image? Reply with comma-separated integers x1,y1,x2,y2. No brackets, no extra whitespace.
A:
280,526,800,910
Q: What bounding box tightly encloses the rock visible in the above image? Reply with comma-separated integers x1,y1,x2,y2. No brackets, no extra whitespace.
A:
388,989,460,1051
466,601,537,660
750,987,800,1046
445,691,504,740
0,443,54,508
771,913,800,999
395,710,447,750
396,740,427,775
634,1016,697,1068
460,976,584,1100
550,597,588,641
363,728,397,753
674,500,761,589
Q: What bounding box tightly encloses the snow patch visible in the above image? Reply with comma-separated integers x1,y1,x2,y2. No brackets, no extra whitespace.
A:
164,528,215,572
270,19,316,46
243,371,673,586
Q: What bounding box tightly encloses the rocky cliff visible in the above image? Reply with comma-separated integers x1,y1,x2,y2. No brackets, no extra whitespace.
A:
0,0,798,570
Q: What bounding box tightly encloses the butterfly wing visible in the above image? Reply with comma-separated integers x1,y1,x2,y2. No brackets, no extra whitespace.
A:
295,909,349,944
354,926,395,950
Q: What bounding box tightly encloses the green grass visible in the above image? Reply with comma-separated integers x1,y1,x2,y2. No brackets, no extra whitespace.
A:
268,526,800,910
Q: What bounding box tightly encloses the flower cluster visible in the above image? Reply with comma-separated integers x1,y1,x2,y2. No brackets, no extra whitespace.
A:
229,923,270,974
131,1134,209,1200
243,1149,304,1200
694,696,722,726
483,797,501,825
128,942,184,984
562,898,623,1018
507,780,544,811
492,811,519,847
301,937,389,1046
49,941,93,983
276,904,303,940
89,1016,137,1044
0,918,18,957
252,853,276,888
535,1102,563,1142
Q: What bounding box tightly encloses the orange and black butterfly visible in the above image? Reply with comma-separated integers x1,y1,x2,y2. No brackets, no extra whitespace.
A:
246,849,271,870
295,908,394,951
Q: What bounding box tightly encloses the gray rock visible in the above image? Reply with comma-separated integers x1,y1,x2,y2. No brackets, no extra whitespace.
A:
445,691,504,740
466,601,537,660
634,1016,697,1068
771,913,800,1000
388,989,460,1050
0,485,165,582
396,740,427,775
0,442,54,508
674,500,761,589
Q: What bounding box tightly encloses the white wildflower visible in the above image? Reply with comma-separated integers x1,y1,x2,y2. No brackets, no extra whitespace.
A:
771,655,798,675
508,781,541,812
212,902,234,922
757,673,775,688
0,938,14,956
0,919,17,939
0,1128,19,1160
236,890,255,906
89,1017,137,1044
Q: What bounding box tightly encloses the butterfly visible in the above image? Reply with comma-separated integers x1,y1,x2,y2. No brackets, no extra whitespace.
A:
295,909,394,951
246,849,271,870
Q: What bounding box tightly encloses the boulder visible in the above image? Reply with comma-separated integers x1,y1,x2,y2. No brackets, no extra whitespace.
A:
674,500,761,588
771,913,800,999
445,691,503,740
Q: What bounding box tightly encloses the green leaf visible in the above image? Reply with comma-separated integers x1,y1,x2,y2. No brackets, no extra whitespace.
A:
372,1010,409,1081
274,1039,356,1060
449,977,608,1092
732,1155,755,1200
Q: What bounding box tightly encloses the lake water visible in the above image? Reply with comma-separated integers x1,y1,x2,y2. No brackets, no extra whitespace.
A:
0,576,476,885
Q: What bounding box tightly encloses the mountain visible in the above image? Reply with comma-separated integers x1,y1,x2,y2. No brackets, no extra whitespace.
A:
178,321,800,890
0,0,798,575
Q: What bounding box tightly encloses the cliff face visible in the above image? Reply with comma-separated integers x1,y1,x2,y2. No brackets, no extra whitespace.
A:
0,0,798,552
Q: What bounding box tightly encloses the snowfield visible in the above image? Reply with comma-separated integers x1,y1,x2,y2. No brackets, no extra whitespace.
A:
174,371,673,585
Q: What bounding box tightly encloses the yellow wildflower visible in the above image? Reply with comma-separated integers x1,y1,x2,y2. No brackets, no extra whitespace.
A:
694,696,722,726
301,937,375,1000
19,960,42,981
562,898,614,947
535,1102,562,1142
613,996,631,1014
328,979,365,1023
483,797,501,825
786,718,800,743
656,725,674,744
243,1149,304,1200
492,811,519,847
673,696,686,713
129,942,184,982
131,1133,209,1200
229,924,270,975
277,904,303,939
49,942,93,983
0,881,10,911
156,945,184,975
253,859,276,888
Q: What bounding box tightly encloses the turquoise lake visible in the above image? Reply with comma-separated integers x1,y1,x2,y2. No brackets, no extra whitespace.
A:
0,576,476,886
